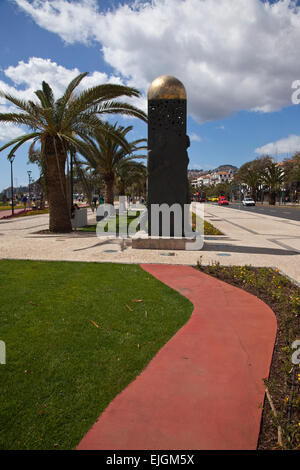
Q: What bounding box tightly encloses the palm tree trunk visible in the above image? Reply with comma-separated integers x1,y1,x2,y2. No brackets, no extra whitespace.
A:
45,137,72,232
269,191,276,205
118,183,126,197
104,173,115,205
39,189,44,210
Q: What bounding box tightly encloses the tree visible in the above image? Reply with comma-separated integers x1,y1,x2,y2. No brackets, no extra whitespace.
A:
116,160,147,199
282,153,300,202
0,74,147,232
261,163,285,205
234,156,272,200
78,121,147,205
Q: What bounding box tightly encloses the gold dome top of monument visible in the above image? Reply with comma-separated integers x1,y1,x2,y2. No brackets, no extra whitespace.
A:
147,75,186,100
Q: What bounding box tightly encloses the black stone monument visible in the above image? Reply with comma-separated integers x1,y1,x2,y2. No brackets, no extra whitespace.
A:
147,75,191,237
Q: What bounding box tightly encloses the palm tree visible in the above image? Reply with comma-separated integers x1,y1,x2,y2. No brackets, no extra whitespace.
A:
261,163,285,205
116,160,147,200
282,153,300,202
242,169,262,201
0,74,147,232
235,156,273,200
78,121,147,205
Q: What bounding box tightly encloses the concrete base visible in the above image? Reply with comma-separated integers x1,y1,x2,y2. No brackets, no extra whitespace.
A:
132,237,186,250
132,231,202,251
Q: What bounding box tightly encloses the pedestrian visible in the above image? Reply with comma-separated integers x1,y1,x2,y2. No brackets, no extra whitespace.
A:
92,195,98,209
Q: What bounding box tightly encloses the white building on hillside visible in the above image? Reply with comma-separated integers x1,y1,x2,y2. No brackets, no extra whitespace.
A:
191,169,234,188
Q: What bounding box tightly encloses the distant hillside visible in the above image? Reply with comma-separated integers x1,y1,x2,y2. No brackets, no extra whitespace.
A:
188,169,205,180
214,164,238,172
188,165,238,180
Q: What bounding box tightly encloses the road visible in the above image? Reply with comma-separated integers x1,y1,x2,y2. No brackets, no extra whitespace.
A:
210,202,300,222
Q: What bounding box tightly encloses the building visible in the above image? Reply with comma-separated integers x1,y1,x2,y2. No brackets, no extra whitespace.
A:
210,170,234,185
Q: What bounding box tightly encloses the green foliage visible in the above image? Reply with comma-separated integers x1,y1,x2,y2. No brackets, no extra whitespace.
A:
0,193,7,203
0,75,147,231
116,160,147,197
282,153,300,202
261,163,285,205
77,121,147,203
234,156,273,200
191,212,223,235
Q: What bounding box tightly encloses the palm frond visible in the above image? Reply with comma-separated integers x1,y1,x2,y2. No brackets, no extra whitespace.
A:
42,81,55,107
0,112,42,129
0,132,41,158
0,91,37,114
35,90,50,109
28,139,41,163
61,73,88,103
56,73,89,124
93,100,147,122
64,84,144,123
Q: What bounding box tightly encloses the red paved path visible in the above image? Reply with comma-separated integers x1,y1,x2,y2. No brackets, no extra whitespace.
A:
0,208,31,219
77,264,277,450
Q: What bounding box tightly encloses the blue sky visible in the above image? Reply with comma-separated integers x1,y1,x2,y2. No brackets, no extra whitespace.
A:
1,0,300,191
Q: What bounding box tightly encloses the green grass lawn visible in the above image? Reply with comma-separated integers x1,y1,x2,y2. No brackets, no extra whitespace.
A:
14,209,49,217
80,211,223,236
0,259,192,450
0,205,24,211
79,211,140,234
191,212,223,236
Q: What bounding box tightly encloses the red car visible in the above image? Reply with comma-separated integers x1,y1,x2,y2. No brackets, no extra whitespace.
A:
218,196,229,206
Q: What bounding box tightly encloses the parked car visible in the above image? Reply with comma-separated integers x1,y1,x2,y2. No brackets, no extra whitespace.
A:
242,197,256,207
218,196,229,206
191,192,206,202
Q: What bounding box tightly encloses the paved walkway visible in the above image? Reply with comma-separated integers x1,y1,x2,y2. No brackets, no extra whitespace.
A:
77,264,277,450
0,202,300,284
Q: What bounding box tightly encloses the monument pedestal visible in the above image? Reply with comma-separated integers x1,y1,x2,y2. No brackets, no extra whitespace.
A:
132,231,203,251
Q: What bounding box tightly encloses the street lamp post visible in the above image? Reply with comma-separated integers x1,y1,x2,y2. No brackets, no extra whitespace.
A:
70,148,74,216
27,170,32,200
10,155,15,216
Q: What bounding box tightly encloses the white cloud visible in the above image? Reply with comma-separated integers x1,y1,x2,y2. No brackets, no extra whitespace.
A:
0,122,25,142
1,57,124,99
12,0,300,123
0,57,145,142
190,132,202,142
13,0,100,45
255,134,300,155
